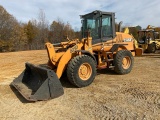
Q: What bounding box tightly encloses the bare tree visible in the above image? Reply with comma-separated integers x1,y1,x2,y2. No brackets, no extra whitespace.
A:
36,9,49,49
49,18,76,43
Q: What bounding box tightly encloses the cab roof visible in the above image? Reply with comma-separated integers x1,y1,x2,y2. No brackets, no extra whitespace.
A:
80,10,115,18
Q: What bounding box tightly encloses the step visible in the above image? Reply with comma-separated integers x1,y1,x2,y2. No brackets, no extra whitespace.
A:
102,59,114,62
106,52,113,54
107,59,113,62
109,66,115,69
97,66,107,69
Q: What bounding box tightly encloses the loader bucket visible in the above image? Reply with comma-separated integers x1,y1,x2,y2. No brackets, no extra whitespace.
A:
11,63,64,101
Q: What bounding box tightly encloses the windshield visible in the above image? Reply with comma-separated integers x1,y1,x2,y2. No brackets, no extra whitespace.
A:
82,14,100,40
81,14,113,40
138,31,146,42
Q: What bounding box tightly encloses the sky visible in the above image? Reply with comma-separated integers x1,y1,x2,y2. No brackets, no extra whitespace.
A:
0,0,160,30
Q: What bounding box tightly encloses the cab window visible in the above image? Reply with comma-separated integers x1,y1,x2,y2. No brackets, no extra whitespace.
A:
102,15,112,38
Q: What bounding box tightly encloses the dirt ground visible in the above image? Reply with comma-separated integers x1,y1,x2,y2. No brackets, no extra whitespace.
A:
0,50,160,120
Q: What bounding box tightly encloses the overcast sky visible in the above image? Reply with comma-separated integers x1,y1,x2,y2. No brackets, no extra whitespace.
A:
0,0,160,30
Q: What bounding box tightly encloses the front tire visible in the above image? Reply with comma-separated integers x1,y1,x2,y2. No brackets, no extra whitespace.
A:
67,55,96,87
114,50,134,74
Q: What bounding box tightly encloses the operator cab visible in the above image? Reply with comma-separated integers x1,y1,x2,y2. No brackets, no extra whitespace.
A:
80,10,116,44
138,29,155,44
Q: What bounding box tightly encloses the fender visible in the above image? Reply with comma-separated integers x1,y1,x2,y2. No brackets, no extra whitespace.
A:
56,43,83,79
76,50,97,64
110,44,128,52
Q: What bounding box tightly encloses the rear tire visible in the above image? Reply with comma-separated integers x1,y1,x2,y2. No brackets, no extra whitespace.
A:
147,43,156,53
67,55,96,88
114,50,133,74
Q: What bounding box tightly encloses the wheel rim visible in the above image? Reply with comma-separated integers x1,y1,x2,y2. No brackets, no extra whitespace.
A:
122,56,131,69
78,63,92,81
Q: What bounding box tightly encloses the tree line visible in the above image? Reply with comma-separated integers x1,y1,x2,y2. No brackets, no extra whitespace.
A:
0,6,80,52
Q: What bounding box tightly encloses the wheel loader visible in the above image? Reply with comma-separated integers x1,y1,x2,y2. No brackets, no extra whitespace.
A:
11,10,142,101
137,29,157,53
124,25,160,53
145,25,160,50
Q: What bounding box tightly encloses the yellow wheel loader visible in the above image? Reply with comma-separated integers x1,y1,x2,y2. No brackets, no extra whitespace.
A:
11,10,142,101
146,25,160,50
126,25,160,53
137,29,157,53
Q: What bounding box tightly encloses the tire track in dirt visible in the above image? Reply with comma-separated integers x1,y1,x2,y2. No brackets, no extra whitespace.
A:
120,87,160,119
122,87,160,108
